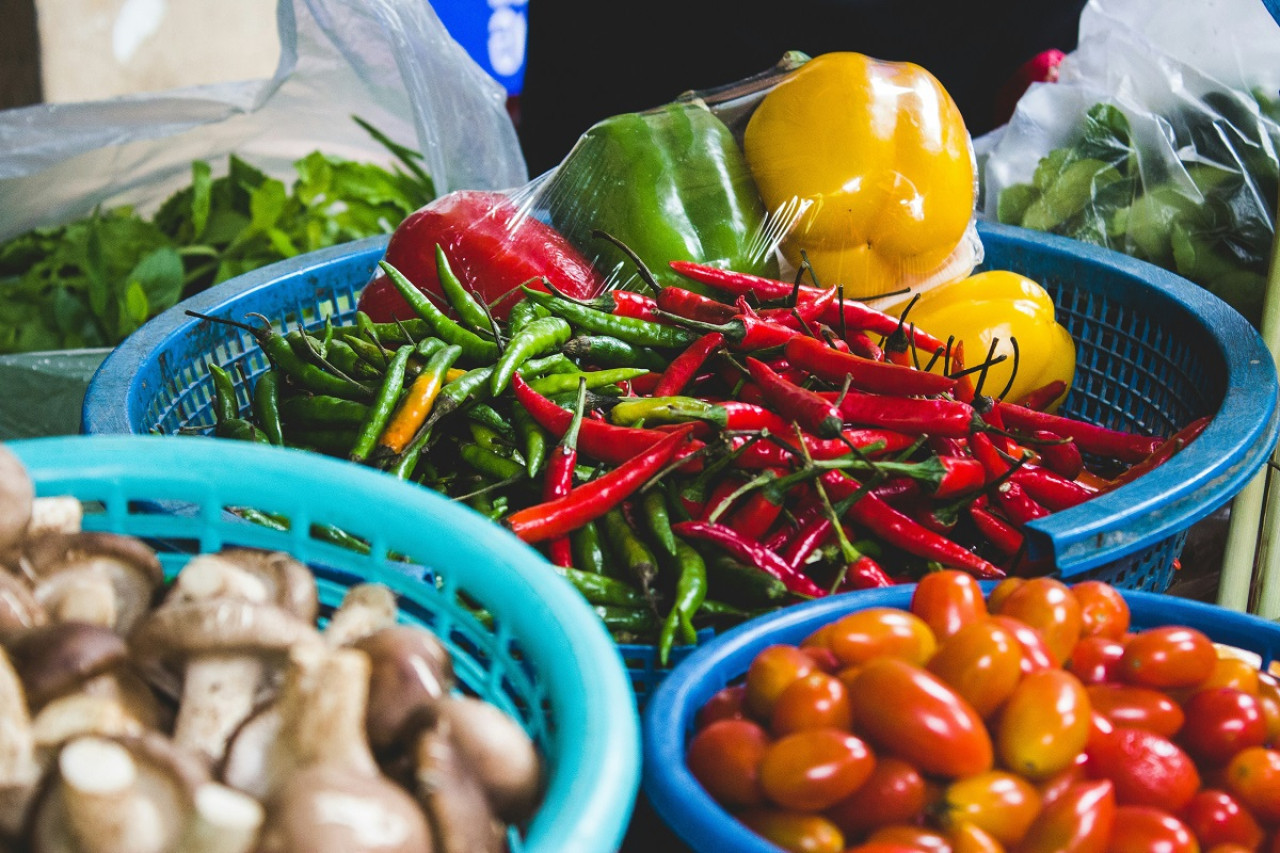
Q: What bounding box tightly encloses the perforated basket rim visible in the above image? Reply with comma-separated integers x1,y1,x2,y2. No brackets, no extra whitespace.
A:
8,434,641,853
641,584,1280,853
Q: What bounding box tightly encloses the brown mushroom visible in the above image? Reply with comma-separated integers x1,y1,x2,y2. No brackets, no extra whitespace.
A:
25,497,83,539
0,646,40,839
177,781,264,853
323,583,399,648
167,549,318,626
351,625,455,756
0,571,47,645
434,695,542,824
0,447,33,555
413,717,506,853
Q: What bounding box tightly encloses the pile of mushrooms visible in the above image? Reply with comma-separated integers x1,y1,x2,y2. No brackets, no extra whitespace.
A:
0,446,543,852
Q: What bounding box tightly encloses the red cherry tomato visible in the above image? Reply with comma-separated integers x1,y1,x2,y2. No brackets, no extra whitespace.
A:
926,619,1024,719
849,657,993,779
744,645,818,721
937,770,1041,847
866,825,953,852
1180,788,1265,850
738,808,846,853
759,728,876,812
986,578,1025,612
996,669,1092,782
995,577,1083,663
947,822,1003,853
824,757,927,837
827,607,938,668
989,615,1060,674
910,570,988,641
686,718,770,807
1085,684,1185,737
696,684,747,729
845,844,933,853
1065,636,1126,685
1119,626,1216,690
1016,779,1115,853
1106,805,1197,853
1069,580,1130,639
1085,725,1200,811
1180,687,1269,765
1223,746,1280,823
771,670,854,736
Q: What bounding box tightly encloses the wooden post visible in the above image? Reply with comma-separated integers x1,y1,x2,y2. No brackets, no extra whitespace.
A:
0,0,44,109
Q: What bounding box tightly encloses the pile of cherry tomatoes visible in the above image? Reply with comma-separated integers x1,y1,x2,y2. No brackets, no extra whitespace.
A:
685,573,1280,852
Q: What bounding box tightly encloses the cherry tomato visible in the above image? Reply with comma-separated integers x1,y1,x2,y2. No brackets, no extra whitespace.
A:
947,822,1004,853
1223,746,1280,823
1200,655,1261,696
849,657,993,779
866,824,953,852
1069,580,1130,639
994,577,1083,663
686,718,770,807
910,570,988,641
828,607,938,668
1180,788,1265,850
996,669,1092,781
989,615,1060,674
738,808,845,853
771,670,855,736
1085,684,1184,737
697,684,747,729
1016,779,1115,853
845,844,933,853
1064,636,1126,685
1180,687,1268,766
745,645,819,721
802,622,835,650
1085,725,1200,811
759,728,876,812
986,578,1025,613
801,644,843,674
937,770,1040,847
1259,693,1280,746
1106,805,1197,853
1037,756,1088,809
824,757,927,837
1119,626,1216,690
926,619,1024,719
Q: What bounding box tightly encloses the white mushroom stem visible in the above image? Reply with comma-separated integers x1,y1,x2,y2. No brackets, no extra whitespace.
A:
323,583,399,647
42,571,118,628
59,737,170,853
173,654,266,768
286,646,379,775
179,782,264,853
27,496,83,537
0,648,38,836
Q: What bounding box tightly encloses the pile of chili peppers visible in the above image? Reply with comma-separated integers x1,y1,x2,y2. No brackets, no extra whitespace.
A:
191,245,1209,664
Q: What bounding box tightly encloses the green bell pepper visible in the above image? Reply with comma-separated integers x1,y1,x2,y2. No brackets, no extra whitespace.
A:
546,101,776,294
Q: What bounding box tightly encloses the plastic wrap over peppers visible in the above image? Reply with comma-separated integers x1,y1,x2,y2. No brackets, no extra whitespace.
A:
977,0,1280,326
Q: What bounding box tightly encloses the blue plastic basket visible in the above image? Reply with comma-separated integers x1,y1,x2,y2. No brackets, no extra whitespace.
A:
7,434,640,853
81,222,1279,695
641,584,1280,853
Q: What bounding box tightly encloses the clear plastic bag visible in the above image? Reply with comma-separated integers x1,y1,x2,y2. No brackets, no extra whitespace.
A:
976,0,1280,325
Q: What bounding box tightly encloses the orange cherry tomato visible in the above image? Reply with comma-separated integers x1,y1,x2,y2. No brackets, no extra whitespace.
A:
1106,805,1198,853
828,607,938,668
1015,779,1115,853
803,622,836,649
995,669,1092,782
759,728,876,812
771,670,855,736
846,844,938,853
1085,725,1200,811
738,808,846,853
1037,756,1088,809
1119,626,1216,690
989,615,1060,674
745,644,819,721
1064,636,1126,685
1180,788,1265,850
937,770,1040,847
986,578,1025,612
686,717,770,807
1085,684,1185,737
1223,746,1280,823
696,684,747,729
994,577,1082,663
1259,693,1280,745
849,657,993,779
1069,580,1130,639
824,756,927,837
866,824,953,852
1180,687,1269,766
926,619,1025,719
801,644,843,674
1201,655,1261,695
910,570,988,641
947,822,1005,853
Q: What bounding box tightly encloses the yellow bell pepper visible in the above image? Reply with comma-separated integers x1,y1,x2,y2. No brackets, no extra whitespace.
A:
890,270,1077,408
743,52,976,297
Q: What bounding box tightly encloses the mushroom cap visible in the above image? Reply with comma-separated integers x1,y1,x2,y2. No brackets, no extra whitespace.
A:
0,447,34,554
19,532,163,635
175,550,318,625
257,763,433,853
9,622,129,710
414,719,506,853
0,571,47,643
435,695,542,824
352,626,455,754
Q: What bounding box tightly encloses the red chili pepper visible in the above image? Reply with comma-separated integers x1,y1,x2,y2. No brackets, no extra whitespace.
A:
671,519,826,598
732,428,918,469
1015,378,1070,411
820,470,1005,579
727,489,785,542
781,512,834,571
993,401,1163,464
655,286,737,324
846,330,884,362
836,554,894,591
719,400,794,434
543,384,587,567
1104,415,1212,491
991,480,1050,527
506,425,695,543
949,339,977,405
651,332,725,398
1029,429,1084,480
969,431,1011,481
826,389,977,438
745,357,844,439
699,476,745,522
1011,464,1099,511
968,496,1024,556
755,285,839,329
784,334,957,397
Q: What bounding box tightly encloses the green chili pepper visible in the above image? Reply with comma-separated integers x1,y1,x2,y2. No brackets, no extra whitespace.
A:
434,244,493,332
216,417,269,443
460,443,526,482
506,298,550,336
466,403,517,442
322,339,381,381
610,396,728,428
334,318,435,346
545,101,777,294
705,554,790,606
258,326,375,401
380,261,500,363
570,519,609,575
562,335,671,370
491,315,572,395
553,566,648,608
657,539,708,665
288,427,362,455
595,605,659,636
251,369,284,446
640,487,679,559
354,312,391,368
344,334,393,372
467,422,511,454
526,367,649,396
207,363,240,424
511,403,548,478
600,507,659,598
521,287,698,349
350,344,413,463
280,395,371,428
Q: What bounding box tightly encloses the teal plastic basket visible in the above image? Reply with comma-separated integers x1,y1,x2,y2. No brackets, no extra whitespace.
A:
641,584,1280,853
7,434,640,853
